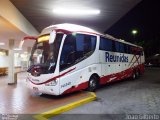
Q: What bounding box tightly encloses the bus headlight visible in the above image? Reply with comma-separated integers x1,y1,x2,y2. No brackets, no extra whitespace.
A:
45,80,57,86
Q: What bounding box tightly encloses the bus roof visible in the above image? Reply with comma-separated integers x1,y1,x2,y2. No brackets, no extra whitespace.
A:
41,23,101,35
104,34,142,48
41,23,142,49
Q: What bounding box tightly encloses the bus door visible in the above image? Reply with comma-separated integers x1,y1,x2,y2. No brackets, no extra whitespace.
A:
58,34,78,94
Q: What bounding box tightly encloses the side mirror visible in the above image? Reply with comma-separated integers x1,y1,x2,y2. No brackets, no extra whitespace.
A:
49,31,56,44
19,36,37,49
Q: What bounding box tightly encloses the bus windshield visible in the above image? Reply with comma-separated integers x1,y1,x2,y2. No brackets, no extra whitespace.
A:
29,33,63,74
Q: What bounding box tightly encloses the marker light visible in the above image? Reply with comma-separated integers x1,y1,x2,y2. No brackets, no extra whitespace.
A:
38,35,50,43
53,8,100,15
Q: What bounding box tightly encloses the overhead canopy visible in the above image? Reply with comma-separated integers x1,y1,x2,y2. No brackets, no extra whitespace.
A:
10,0,142,33
0,0,38,51
0,16,34,51
0,0,142,52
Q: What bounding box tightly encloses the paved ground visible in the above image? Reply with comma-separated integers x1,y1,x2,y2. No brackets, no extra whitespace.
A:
0,67,160,120
50,67,160,120
0,73,91,114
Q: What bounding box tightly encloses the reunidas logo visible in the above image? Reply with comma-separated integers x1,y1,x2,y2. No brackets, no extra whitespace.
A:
105,52,128,62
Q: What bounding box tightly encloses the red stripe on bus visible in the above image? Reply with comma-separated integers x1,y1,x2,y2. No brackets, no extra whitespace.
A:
29,67,76,85
61,64,144,95
23,36,37,40
62,81,88,95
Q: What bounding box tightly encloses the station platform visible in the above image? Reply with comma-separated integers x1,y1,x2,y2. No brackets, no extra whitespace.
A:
0,72,96,119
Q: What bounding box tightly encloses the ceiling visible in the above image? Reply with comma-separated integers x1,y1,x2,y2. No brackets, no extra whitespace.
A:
0,16,35,52
0,0,142,53
10,0,142,33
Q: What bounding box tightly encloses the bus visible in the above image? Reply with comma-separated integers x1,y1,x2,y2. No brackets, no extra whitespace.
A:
26,23,145,95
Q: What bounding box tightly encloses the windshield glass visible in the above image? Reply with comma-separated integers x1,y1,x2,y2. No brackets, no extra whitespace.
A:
29,33,63,74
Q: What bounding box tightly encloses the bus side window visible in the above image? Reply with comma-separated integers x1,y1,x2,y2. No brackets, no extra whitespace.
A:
99,37,113,51
114,41,120,52
119,43,124,53
141,51,144,56
60,34,96,71
126,45,131,54
60,35,76,70
130,46,134,54
125,44,130,54
75,34,96,62
137,50,143,56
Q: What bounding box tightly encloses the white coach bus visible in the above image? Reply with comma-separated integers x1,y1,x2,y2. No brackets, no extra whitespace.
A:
26,23,145,95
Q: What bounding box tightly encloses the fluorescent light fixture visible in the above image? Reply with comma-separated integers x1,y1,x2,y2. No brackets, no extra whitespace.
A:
53,8,100,15
14,48,22,51
54,23,96,32
0,42,5,46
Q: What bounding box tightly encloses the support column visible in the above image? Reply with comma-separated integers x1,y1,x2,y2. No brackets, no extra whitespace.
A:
27,47,32,68
8,39,15,85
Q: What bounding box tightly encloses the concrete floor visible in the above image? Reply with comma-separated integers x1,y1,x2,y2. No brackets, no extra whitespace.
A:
51,67,160,120
0,67,160,120
0,72,91,115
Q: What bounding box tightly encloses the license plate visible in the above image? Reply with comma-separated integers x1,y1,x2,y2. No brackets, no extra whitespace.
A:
33,87,39,92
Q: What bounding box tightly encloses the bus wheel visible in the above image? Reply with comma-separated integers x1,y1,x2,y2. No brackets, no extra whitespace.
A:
135,70,140,78
132,71,136,80
88,76,98,92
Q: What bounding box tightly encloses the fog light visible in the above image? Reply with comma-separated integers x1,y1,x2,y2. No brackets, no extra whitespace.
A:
45,80,57,86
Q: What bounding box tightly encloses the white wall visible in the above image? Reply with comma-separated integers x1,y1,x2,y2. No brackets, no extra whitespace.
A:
0,53,28,68
0,56,9,67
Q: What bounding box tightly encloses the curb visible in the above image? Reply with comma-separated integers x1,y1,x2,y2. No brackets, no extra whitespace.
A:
33,92,96,120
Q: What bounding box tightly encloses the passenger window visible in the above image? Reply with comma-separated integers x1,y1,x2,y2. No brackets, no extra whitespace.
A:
119,43,124,53
124,44,127,53
75,34,96,61
126,45,131,54
131,47,135,54
114,41,120,52
99,37,113,51
141,51,144,56
60,35,76,70
60,34,96,71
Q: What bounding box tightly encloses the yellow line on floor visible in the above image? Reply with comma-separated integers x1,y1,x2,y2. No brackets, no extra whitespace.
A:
33,92,96,120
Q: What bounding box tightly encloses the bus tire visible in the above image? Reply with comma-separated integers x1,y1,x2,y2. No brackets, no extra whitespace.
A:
135,69,140,79
132,70,136,80
88,76,98,92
